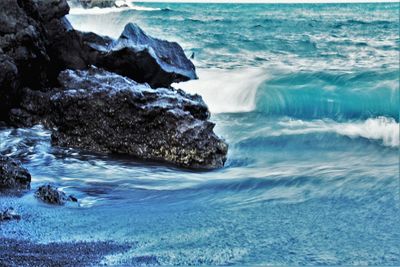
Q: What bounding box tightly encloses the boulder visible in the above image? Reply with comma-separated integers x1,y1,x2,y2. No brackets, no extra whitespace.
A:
11,68,228,169
35,184,77,205
90,23,197,88
53,23,197,88
0,155,31,191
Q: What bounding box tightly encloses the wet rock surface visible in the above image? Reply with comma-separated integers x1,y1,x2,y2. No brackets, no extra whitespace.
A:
54,23,197,88
0,155,31,191
35,184,77,205
1,0,227,169
1,0,197,116
85,23,197,88
0,0,49,121
0,0,70,121
0,208,21,222
12,68,228,169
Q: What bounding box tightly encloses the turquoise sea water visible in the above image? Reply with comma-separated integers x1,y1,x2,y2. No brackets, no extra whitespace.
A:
1,2,399,265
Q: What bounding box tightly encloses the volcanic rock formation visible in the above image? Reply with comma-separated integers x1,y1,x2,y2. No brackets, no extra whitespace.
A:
0,155,31,191
11,68,227,169
0,0,227,169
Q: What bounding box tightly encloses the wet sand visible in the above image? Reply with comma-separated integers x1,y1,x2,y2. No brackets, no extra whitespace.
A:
0,238,132,267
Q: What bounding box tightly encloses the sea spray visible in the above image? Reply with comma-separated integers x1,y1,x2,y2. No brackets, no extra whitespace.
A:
175,68,267,113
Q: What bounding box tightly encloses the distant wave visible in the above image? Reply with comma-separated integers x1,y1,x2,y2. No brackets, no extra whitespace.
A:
237,117,399,148
69,4,161,15
334,19,394,29
276,117,399,147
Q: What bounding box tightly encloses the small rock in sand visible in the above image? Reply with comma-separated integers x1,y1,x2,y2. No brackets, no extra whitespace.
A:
0,208,21,222
35,184,77,205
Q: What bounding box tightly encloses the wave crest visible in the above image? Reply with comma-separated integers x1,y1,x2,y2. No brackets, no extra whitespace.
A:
176,68,266,113
279,117,399,147
69,4,161,15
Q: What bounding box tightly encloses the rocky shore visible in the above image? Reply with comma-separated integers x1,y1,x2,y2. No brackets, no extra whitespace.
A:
0,156,31,192
0,0,227,170
0,0,227,264
0,238,133,267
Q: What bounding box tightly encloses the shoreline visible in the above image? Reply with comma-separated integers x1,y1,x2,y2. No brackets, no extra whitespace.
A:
0,237,132,267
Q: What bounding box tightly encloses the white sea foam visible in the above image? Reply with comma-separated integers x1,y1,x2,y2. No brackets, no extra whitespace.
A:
69,2,160,15
175,68,267,113
276,117,399,147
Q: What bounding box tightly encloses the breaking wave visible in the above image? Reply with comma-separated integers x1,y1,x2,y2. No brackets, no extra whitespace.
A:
69,4,161,16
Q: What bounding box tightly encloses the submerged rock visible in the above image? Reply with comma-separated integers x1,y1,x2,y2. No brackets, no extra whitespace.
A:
12,68,228,169
35,184,77,205
0,208,21,221
0,155,31,191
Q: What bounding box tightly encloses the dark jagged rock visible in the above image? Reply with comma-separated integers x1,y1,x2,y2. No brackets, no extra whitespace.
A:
1,1,227,169
0,0,48,121
0,208,21,221
0,55,19,118
35,184,77,205
12,68,228,169
0,155,31,191
1,0,196,119
54,23,197,88
33,0,70,22
90,23,197,88
0,0,70,121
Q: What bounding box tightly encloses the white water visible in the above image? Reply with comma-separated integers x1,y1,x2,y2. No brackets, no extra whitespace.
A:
69,2,160,15
175,68,267,113
275,117,400,147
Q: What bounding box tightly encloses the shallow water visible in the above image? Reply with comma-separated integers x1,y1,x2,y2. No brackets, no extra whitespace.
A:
1,2,399,265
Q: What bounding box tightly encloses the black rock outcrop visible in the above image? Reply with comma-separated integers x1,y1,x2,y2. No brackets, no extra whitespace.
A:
53,23,197,88
0,0,49,121
35,184,76,205
1,0,196,119
1,0,227,169
0,208,21,221
12,68,228,169
0,0,70,122
87,23,197,88
0,155,31,191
